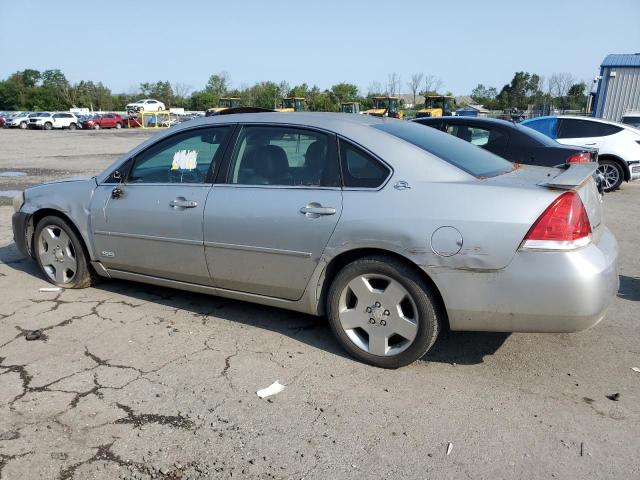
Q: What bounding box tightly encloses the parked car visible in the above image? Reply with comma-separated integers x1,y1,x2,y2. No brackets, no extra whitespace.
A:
28,112,79,130
522,116,640,192
621,112,640,128
5,112,32,129
11,113,618,368
82,113,124,130
125,99,165,113
412,116,598,167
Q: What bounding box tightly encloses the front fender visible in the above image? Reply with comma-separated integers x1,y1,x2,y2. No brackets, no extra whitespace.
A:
21,178,98,260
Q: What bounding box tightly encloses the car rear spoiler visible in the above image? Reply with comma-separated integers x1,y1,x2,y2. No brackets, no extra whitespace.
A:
539,163,599,190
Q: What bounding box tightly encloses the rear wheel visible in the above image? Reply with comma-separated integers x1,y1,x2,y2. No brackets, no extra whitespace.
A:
115,122,122,129
327,256,441,368
69,123,77,130
19,121,27,129
34,216,95,289
597,159,623,192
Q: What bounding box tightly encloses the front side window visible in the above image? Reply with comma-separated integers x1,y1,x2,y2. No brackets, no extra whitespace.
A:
228,126,340,187
339,140,390,188
558,119,622,139
127,126,230,184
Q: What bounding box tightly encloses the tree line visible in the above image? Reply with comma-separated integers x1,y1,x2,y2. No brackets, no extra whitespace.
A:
0,69,588,113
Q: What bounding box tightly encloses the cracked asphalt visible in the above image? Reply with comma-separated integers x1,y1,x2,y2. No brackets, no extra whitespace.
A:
0,128,639,479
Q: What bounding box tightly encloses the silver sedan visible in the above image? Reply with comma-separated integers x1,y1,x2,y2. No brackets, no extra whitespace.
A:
12,113,619,368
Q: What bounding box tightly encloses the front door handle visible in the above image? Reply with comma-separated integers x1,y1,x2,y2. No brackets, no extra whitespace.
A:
169,198,198,208
300,202,336,217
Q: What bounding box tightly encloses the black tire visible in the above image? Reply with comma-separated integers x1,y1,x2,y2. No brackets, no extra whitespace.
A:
326,255,441,368
44,122,52,130
598,159,624,192
69,123,77,130
34,215,96,289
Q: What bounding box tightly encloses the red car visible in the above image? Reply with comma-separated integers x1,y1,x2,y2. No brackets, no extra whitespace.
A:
82,113,124,129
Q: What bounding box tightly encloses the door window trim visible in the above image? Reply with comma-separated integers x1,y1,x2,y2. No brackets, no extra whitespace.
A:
217,123,342,190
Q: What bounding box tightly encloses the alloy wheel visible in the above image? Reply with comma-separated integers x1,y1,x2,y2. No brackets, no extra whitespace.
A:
37,225,77,284
338,274,418,356
598,163,620,191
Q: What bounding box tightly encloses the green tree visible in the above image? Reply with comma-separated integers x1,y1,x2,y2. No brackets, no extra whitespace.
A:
330,83,359,103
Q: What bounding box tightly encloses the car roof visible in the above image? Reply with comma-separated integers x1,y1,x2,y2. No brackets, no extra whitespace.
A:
524,115,636,130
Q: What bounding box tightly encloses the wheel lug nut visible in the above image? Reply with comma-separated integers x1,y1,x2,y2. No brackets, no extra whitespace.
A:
380,320,387,326
369,318,375,324
384,310,390,316
366,307,372,313
375,302,381,308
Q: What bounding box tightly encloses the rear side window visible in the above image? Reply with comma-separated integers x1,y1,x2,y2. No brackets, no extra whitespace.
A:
523,118,558,139
374,121,512,178
558,119,622,139
339,140,390,188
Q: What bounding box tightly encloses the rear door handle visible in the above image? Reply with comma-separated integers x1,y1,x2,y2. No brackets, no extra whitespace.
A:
300,202,336,217
169,198,198,208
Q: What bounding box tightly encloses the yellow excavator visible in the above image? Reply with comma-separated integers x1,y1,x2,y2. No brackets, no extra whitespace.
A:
205,97,242,116
340,102,361,114
415,95,455,118
275,97,306,112
363,96,403,119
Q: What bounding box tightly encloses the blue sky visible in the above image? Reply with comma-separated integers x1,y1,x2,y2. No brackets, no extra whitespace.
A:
1,0,638,95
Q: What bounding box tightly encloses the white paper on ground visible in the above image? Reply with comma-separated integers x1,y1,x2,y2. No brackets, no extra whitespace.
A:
257,381,286,399
39,287,61,292
446,442,453,455
632,367,640,373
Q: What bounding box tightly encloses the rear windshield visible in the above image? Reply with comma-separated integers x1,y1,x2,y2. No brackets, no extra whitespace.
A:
374,121,513,178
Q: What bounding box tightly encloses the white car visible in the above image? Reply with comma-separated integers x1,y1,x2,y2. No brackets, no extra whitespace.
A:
28,112,79,130
125,99,165,113
5,112,32,129
523,115,640,192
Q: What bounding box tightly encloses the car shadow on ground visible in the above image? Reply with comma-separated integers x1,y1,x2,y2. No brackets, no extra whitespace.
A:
1,242,509,366
618,275,640,302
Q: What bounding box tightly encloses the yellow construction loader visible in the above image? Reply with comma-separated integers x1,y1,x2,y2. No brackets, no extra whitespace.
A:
275,97,306,112
415,95,455,118
205,97,242,116
341,102,361,114
363,96,403,119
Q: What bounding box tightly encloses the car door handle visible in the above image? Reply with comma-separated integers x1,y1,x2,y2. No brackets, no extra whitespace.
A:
585,142,597,146
169,198,198,208
299,203,336,217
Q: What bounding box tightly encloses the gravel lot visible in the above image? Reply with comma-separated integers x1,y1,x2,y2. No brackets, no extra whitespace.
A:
0,128,639,479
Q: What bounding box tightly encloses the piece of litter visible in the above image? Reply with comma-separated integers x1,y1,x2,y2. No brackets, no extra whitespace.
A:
606,392,620,401
39,287,61,293
632,367,640,373
257,381,286,399
446,442,453,455
25,330,42,341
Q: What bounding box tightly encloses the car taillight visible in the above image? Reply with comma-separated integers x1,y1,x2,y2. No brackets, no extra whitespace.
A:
521,191,591,250
566,152,592,163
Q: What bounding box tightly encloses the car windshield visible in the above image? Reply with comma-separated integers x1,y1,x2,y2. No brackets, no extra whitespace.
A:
374,121,513,178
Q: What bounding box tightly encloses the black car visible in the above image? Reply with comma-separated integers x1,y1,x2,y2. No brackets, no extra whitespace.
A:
412,116,597,168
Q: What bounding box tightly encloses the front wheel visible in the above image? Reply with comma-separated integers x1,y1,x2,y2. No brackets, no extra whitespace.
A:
44,122,52,130
93,124,100,130
34,216,95,289
327,256,441,368
19,121,27,129
597,159,624,192
115,122,122,129
69,123,77,130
